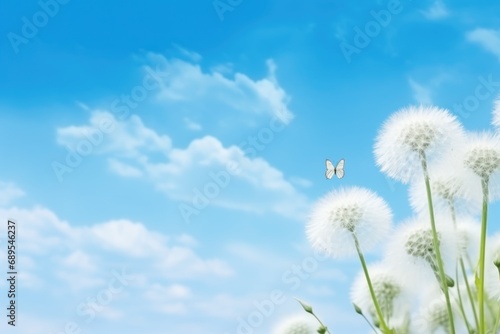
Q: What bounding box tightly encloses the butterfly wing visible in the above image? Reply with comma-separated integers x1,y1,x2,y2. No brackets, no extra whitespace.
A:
335,159,345,179
325,159,335,179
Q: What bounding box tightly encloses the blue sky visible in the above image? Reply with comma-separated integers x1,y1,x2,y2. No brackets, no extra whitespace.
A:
1,0,500,333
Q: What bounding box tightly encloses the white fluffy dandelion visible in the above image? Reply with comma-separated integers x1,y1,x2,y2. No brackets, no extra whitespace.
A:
455,216,481,263
350,263,410,330
460,132,500,333
485,233,500,301
408,162,482,217
413,293,466,334
385,216,459,294
461,132,500,200
271,314,318,334
306,187,392,259
374,105,464,183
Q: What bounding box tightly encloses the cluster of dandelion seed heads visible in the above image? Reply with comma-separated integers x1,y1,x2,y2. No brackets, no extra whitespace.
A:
464,147,500,180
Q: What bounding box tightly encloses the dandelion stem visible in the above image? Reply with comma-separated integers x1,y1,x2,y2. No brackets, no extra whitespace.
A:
420,151,456,334
449,199,480,331
456,264,474,334
478,178,489,334
357,312,378,334
310,313,332,334
352,233,392,334
461,258,480,331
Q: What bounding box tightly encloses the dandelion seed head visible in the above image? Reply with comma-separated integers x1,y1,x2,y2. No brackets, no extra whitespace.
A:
486,234,500,301
350,263,408,328
385,216,458,293
455,217,480,260
374,105,464,183
424,297,451,332
464,147,500,179
401,122,436,152
306,187,392,258
272,315,317,334
404,228,437,263
462,132,500,178
408,160,482,216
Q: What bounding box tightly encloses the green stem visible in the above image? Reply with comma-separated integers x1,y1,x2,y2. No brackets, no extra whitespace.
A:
310,312,332,334
456,264,474,333
478,178,489,334
461,258,480,331
449,199,480,331
352,233,392,334
358,312,378,334
420,151,456,334
493,302,500,334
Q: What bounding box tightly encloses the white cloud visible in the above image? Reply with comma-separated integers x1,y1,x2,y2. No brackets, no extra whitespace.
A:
57,111,172,158
144,283,193,315
56,111,310,221
0,205,233,292
408,78,433,105
90,219,167,257
421,0,449,20
144,52,294,125
0,181,25,206
183,117,202,131
107,158,143,177
467,28,500,60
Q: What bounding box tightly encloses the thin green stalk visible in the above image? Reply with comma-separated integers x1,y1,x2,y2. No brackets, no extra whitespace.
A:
420,152,456,334
478,178,489,334
461,259,480,331
357,311,378,334
449,199,480,331
456,264,474,334
493,305,500,334
310,313,332,334
352,233,392,334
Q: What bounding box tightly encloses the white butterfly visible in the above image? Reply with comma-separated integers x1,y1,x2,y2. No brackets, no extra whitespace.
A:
325,159,345,179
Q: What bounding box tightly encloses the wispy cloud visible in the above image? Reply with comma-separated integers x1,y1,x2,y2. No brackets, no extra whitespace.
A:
408,78,433,105
421,0,449,20
144,53,294,125
56,111,310,221
0,181,25,206
467,28,500,60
